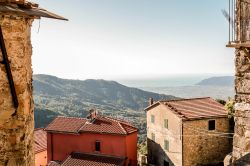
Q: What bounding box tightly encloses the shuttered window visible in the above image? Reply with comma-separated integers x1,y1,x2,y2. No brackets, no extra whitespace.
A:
164,140,169,151
164,119,168,129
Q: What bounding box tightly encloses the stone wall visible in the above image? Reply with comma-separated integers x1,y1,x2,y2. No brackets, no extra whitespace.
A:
0,14,34,166
228,48,250,165
183,118,231,166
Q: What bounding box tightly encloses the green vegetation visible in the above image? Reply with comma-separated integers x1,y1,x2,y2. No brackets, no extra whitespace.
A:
216,98,235,131
33,74,177,143
138,141,147,155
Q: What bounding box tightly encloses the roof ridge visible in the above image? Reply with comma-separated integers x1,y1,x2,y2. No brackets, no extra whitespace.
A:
56,116,87,120
117,121,128,134
34,128,44,131
163,102,188,119
71,151,127,159
104,116,136,128
161,97,211,103
103,116,127,134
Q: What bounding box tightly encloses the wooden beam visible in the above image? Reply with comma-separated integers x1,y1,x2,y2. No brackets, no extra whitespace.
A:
0,26,18,108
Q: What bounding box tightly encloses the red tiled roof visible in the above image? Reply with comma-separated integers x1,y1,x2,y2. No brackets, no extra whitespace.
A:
60,152,126,166
47,161,61,166
45,115,138,135
34,128,47,154
45,117,87,134
145,97,228,120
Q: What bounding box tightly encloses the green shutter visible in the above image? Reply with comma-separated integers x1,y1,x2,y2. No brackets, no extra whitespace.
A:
164,119,168,129
164,140,169,151
151,115,155,123
151,133,155,141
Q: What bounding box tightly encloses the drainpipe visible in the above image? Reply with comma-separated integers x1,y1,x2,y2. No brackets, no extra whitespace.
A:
182,122,184,166
51,134,54,161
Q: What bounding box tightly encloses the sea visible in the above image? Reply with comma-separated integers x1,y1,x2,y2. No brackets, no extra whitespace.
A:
117,74,234,100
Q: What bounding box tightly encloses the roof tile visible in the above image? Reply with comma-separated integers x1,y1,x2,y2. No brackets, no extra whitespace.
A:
34,128,47,154
61,152,126,166
45,117,87,134
147,97,228,120
45,115,138,135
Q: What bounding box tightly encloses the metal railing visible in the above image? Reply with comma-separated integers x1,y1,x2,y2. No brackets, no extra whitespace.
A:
228,0,237,43
228,0,250,44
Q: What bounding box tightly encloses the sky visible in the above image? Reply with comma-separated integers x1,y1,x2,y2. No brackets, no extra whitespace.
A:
31,0,234,80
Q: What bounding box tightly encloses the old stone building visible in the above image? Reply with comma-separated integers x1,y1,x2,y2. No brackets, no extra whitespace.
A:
224,0,250,165
0,1,66,165
145,97,231,166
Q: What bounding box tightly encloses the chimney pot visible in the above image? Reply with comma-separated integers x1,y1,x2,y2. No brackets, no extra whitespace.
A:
88,108,97,120
149,98,153,106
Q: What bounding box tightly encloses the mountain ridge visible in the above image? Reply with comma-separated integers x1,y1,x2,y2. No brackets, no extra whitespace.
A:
33,74,177,128
196,76,234,86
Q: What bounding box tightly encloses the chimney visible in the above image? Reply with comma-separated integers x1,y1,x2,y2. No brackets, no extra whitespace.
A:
88,108,97,120
0,2,66,165
149,98,154,106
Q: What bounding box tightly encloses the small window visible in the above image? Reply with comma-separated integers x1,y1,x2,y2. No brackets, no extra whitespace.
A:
164,160,170,166
151,115,155,123
151,133,155,141
164,119,168,129
208,120,215,130
128,160,131,166
95,141,101,151
164,140,169,151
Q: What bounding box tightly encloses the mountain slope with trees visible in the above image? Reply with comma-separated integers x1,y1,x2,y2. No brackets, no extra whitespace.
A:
33,74,177,142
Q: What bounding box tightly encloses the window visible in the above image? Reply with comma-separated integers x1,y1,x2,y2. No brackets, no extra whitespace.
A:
164,160,170,166
128,160,131,166
151,115,155,123
164,119,168,129
208,120,215,130
151,133,155,141
164,140,169,151
95,141,101,151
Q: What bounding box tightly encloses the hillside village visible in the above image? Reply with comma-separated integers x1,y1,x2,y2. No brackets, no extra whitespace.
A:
34,96,234,166
0,0,250,166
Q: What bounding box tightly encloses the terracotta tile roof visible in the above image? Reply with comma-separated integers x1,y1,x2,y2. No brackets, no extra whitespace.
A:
45,117,87,134
34,128,47,154
60,152,126,166
45,115,138,135
145,97,228,120
47,161,61,166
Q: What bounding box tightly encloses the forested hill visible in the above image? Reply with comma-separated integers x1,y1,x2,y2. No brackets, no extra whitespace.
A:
33,74,176,128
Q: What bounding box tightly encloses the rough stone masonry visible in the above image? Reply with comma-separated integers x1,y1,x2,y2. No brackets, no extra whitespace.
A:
224,0,250,165
230,48,250,164
0,15,35,166
0,1,66,165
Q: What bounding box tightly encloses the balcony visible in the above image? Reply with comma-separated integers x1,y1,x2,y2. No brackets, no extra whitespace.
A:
227,0,250,48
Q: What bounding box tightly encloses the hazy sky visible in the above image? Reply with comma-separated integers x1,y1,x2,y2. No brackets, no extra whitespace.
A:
31,0,234,80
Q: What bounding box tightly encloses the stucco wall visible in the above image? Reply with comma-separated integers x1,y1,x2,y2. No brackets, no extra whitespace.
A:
47,132,137,166
0,15,34,166
147,104,182,166
35,150,47,166
183,118,231,166
125,132,138,166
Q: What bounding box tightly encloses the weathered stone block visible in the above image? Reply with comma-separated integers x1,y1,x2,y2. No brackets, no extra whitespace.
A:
235,49,250,74
0,15,34,166
235,76,250,94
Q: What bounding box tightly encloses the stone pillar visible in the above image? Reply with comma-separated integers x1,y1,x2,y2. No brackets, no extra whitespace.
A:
0,15,34,165
233,48,250,159
224,48,250,165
